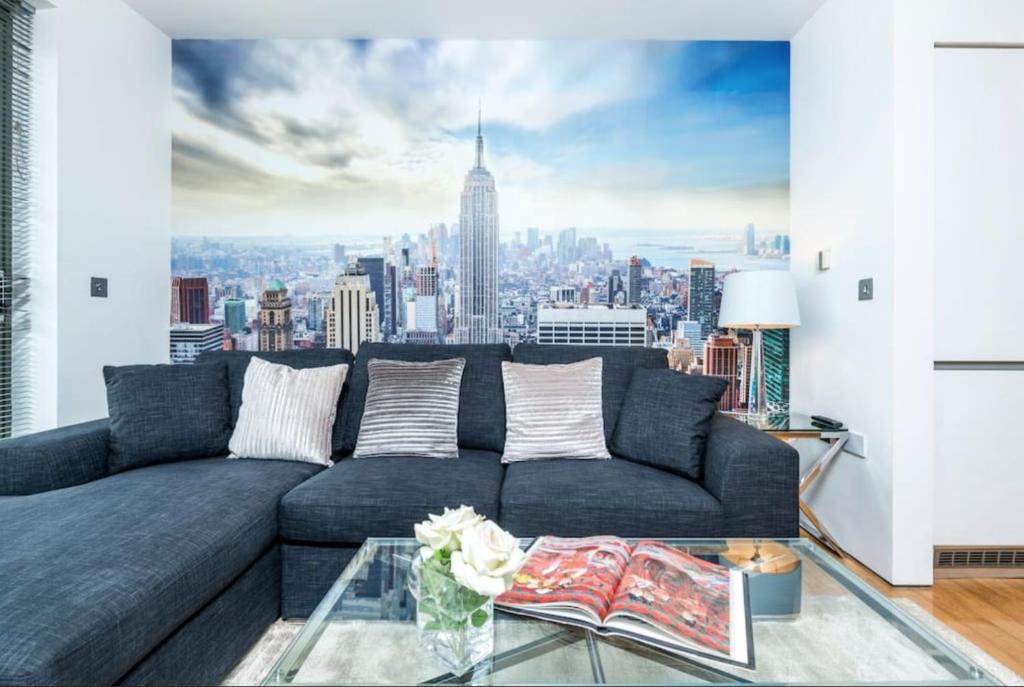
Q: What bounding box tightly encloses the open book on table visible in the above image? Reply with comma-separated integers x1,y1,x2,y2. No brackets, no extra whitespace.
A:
496,536,753,668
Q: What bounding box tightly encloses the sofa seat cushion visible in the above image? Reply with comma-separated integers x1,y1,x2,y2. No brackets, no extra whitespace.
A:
499,457,723,538
280,449,504,544
0,458,322,686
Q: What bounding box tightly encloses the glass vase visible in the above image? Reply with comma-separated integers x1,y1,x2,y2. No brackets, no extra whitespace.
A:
409,555,495,675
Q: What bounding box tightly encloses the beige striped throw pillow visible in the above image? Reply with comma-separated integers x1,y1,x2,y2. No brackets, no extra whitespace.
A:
501,357,611,463
228,356,349,466
353,358,466,459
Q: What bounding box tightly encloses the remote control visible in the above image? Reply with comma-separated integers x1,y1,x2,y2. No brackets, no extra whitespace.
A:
811,415,843,429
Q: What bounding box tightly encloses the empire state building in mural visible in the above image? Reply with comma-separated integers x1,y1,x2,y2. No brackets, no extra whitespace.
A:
455,109,502,344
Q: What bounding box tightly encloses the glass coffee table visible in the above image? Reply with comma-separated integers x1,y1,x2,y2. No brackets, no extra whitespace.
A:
263,538,997,685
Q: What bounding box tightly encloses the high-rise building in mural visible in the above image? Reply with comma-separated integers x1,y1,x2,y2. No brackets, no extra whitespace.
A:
412,264,440,339
223,297,246,333
175,276,210,324
688,258,716,341
763,328,790,409
550,286,578,304
454,108,501,344
258,279,293,352
627,256,643,305
537,304,647,346
306,293,328,335
703,334,741,411
607,269,624,304
326,266,380,354
357,256,386,330
676,320,703,353
169,322,224,363
557,227,577,266
526,227,540,252
745,223,757,256
382,263,397,337
170,277,181,324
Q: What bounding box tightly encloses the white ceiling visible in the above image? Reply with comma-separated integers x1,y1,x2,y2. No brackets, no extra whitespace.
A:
120,0,825,40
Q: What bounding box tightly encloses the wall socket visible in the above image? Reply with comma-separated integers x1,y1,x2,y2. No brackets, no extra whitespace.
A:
91,277,108,298
845,431,867,458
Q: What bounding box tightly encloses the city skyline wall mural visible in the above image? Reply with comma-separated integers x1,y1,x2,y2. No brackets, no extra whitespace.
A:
170,39,792,411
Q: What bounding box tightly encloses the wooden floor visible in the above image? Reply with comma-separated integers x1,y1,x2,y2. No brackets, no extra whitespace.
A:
825,543,1024,678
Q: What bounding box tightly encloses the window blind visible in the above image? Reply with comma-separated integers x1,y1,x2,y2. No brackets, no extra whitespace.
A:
0,0,33,438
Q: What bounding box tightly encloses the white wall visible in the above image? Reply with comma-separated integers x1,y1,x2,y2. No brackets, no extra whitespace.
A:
791,0,935,584
38,0,171,426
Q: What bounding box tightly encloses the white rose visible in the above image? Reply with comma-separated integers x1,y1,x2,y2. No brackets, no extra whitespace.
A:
450,521,527,597
414,505,484,554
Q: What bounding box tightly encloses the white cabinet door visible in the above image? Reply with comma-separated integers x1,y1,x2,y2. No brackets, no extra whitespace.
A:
935,49,1024,361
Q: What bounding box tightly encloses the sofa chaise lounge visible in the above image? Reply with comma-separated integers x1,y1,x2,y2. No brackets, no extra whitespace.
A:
0,344,798,686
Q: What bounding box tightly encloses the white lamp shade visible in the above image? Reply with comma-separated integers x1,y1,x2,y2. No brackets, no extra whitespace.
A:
717,270,801,330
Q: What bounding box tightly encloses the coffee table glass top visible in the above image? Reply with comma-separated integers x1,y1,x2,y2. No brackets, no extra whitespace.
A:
263,538,996,685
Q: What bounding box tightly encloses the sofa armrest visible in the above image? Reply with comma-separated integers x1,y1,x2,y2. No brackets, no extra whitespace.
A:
0,419,110,495
701,413,799,538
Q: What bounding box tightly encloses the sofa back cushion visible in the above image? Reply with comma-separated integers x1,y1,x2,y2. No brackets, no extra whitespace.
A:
338,343,512,454
103,363,232,473
511,344,668,444
197,349,356,452
611,368,728,479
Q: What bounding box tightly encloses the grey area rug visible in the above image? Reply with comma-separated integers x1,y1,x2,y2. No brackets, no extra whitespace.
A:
224,599,1023,685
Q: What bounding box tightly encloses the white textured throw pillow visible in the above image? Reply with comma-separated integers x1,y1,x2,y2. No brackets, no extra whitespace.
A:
228,357,349,466
501,357,611,463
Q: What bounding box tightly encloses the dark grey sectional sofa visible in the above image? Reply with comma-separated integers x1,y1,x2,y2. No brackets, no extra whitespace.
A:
0,344,798,686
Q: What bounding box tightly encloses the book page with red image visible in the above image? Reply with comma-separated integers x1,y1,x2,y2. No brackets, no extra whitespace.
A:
606,540,734,655
497,536,633,621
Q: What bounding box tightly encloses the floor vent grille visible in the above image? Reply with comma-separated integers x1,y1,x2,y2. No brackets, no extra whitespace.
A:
934,547,1024,578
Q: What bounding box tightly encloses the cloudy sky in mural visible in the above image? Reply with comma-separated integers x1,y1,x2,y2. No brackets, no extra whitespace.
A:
172,40,790,238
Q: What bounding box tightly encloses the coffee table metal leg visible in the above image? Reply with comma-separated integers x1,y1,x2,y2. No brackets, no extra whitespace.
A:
795,435,849,558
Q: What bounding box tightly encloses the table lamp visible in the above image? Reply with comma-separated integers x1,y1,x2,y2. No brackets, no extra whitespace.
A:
717,270,801,419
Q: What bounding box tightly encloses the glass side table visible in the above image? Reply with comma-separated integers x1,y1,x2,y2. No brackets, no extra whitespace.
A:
727,411,854,558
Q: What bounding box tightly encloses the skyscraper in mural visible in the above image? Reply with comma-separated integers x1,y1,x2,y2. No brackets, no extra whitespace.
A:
455,108,502,344
175,277,210,324
763,329,790,409
258,280,293,352
223,297,246,333
627,256,643,305
688,259,716,340
326,265,380,354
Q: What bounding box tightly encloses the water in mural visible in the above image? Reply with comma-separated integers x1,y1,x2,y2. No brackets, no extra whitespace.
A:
170,40,791,411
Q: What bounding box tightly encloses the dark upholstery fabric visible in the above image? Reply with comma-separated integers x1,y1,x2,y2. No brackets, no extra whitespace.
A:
281,544,358,619
337,343,511,454
196,349,356,452
499,457,723,538
120,547,282,687
511,344,667,444
702,413,799,537
103,363,232,473
0,458,321,686
280,449,504,544
0,419,109,495
611,369,728,480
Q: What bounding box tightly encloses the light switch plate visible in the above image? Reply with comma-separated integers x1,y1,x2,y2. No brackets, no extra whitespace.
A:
817,249,831,271
91,277,108,298
858,278,873,301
